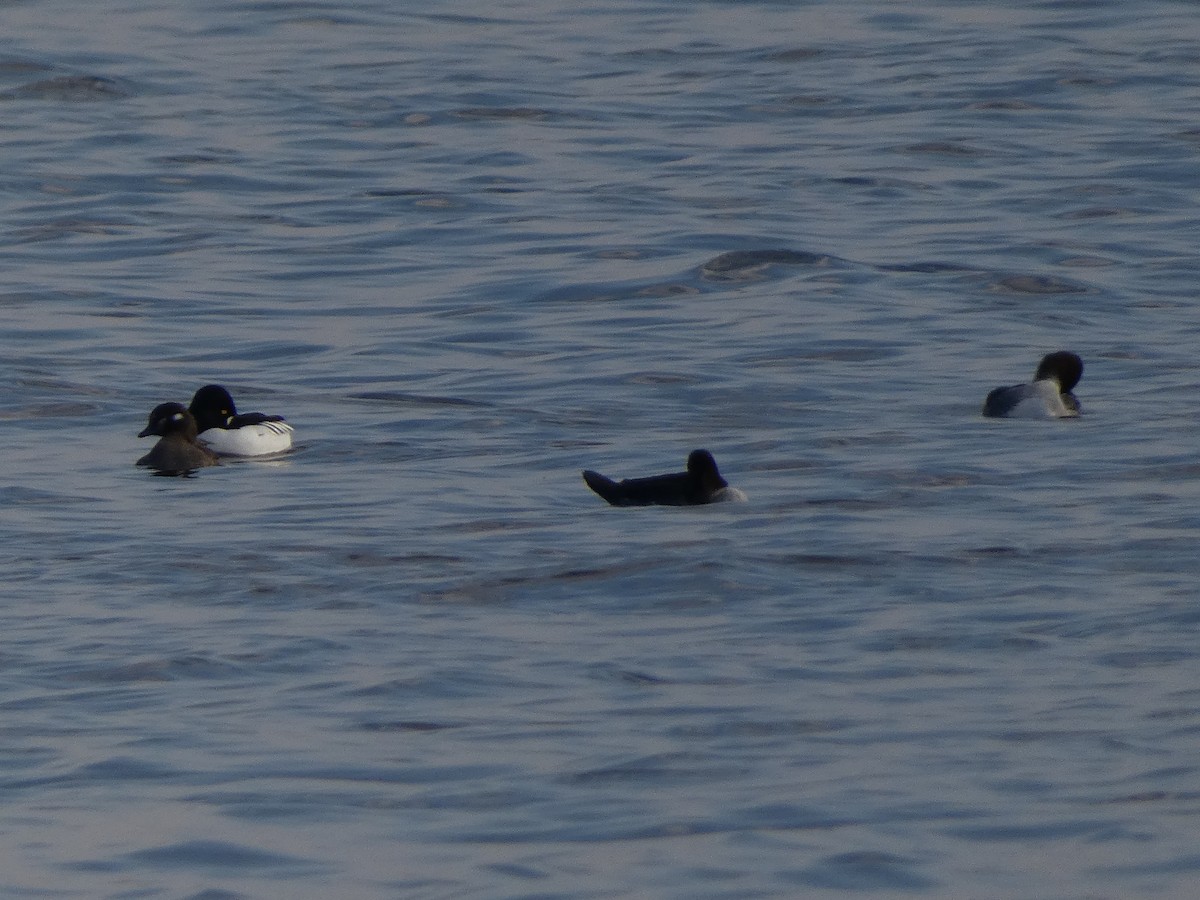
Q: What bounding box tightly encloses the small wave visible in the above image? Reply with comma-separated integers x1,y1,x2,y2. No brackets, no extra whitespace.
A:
969,98,1040,111
898,140,982,156
881,261,978,274
830,175,932,190
992,274,1090,295
123,839,318,872
758,47,825,63
797,851,936,891
358,720,458,732
1,74,129,101
700,249,833,281
454,106,554,121
349,390,491,409
1060,206,1135,220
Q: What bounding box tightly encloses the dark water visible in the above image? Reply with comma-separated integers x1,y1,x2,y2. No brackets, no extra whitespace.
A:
2,0,1200,897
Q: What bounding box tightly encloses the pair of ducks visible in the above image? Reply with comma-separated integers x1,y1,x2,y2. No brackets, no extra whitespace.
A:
584,350,1084,506
137,385,294,475
136,352,1082,502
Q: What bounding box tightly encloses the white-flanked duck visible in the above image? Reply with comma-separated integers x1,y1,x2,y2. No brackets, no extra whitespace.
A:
983,351,1083,419
188,384,294,457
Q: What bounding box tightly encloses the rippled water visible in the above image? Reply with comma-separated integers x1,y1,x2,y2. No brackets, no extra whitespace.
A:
3,0,1200,897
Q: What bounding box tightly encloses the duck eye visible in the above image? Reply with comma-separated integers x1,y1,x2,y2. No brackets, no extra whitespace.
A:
170,412,183,422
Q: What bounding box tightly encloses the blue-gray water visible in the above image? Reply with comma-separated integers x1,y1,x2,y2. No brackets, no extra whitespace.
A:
2,1,1199,897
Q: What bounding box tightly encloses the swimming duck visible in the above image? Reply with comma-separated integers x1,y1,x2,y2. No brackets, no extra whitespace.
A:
582,449,745,506
137,402,219,474
982,351,1083,418
188,384,294,456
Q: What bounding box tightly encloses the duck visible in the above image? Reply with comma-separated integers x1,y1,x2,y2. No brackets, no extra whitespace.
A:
137,402,219,474
982,351,1083,419
188,384,294,456
582,449,746,506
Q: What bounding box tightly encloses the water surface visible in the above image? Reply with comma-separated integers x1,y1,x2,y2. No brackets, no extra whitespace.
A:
2,0,1200,897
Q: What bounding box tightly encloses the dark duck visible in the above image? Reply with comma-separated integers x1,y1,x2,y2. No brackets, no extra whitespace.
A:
582,449,745,506
137,402,219,475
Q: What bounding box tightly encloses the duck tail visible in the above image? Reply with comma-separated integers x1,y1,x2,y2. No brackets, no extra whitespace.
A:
582,470,621,505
